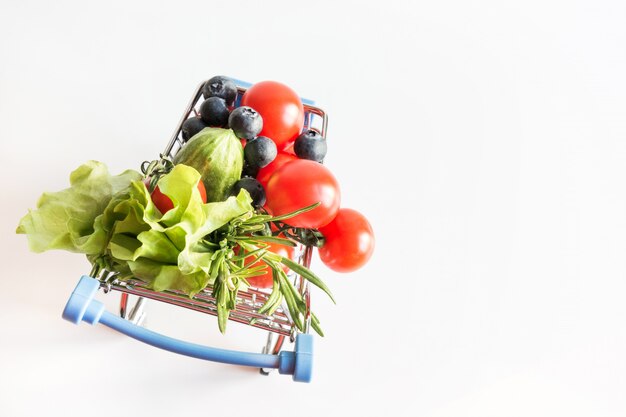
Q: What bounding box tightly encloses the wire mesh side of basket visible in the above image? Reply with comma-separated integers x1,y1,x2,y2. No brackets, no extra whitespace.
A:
105,276,294,336
99,79,326,337
97,246,312,337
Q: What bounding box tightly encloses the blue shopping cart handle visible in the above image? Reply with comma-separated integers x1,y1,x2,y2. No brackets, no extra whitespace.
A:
62,276,313,382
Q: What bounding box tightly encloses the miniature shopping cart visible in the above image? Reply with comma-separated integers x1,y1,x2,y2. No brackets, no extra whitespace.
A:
62,78,328,383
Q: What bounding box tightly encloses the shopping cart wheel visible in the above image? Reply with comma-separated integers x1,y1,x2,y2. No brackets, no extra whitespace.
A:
62,276,314,382
260,332,287,375
120,293,147,326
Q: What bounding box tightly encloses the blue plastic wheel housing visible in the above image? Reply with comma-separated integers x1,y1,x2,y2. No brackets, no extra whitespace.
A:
62,275,104,325
294,334,314,382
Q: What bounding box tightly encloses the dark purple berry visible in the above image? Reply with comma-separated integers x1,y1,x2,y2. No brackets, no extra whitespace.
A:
294,129,327,162
202,76,237,106
244,136,277,168
200,97,230,127
231,177,266,207
181,117,207,142
229,106,263,140
242,162,260,178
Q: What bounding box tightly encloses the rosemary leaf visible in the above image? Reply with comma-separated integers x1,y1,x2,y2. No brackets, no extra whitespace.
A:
266,202,320,222
281,257,336,304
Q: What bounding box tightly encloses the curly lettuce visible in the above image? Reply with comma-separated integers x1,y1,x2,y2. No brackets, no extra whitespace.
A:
17,161,254,296
16,161,142,254
105,165,253,294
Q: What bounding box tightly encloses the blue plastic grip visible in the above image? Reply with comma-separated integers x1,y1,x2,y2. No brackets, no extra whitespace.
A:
98,312,282,368
62,276,314,381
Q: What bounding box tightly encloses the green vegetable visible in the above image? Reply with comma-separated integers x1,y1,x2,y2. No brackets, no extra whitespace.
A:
16,160,142,254
202,202,335,334
172,127,243,203
17,160,334,335
97,164,254,295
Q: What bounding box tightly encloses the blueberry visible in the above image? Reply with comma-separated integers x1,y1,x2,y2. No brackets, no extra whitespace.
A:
229,106,263,140
244,136,277,169
242,162,260,178
202,76,237,106
181,116,207,142
231,177,266,207
294,130,327,162
200,97,230,127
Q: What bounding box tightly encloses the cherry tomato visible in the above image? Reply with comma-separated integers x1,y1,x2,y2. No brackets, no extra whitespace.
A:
318,208,374,273
265,159,340,229
282,141,296,156
243,241,296,288
241,81,304,150
256,152,297,189
145,179,207,214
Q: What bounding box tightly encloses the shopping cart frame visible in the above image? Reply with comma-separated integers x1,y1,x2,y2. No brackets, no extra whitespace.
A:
62,78,328,383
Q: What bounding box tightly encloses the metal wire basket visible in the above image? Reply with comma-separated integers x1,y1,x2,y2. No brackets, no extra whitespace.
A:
62,78,328,382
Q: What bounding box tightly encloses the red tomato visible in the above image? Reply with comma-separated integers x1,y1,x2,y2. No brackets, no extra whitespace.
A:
265,159,340,229
196,181,208,204
318,208,374,273
241,81,304,150
282,141,296,156
256,152,297,189
145,179,207,214
243,241,296,288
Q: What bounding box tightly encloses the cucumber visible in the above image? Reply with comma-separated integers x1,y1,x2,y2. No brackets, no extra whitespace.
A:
173,127,243,203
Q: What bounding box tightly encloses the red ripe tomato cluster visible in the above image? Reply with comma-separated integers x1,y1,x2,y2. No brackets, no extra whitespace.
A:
240,80,375,276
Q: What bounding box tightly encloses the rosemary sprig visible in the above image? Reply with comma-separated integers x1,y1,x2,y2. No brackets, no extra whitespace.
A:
203,202,334,335
140,155,175,192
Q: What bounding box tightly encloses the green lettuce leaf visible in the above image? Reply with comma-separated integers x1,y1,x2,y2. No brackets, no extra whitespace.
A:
104,164,254,295
17,160,254,297
16,161,142,254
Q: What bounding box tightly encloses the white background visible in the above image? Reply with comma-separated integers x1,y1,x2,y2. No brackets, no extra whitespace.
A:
2,0,626,416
